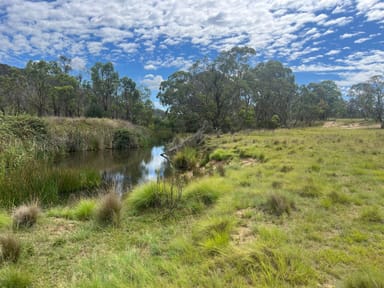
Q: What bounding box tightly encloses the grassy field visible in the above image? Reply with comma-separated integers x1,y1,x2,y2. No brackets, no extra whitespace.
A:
1,122,383,287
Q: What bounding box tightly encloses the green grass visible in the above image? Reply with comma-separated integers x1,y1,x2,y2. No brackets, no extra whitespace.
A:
0,161,101,207
0,125,383,287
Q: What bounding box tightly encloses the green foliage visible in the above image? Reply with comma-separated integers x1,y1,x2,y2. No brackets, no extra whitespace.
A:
85,103,104,118
112,128,140,149
328,191,351,205
360,207,383,223
0,234,21,263
263,193,295,216
343,269,384,288
48,199,97,221
0,211,11,229
223,244,316,286
183,177,230,212
0,267,33,288
192,217,234,253
95,192,122,226
173,147,197,171
126,180,183,213
209,148,233,161
0,161,101,207
73,199,97,221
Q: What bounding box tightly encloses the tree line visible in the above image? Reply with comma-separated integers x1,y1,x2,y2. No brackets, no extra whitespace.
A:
0,57,153,126
0,47,383,132
158,47,383,131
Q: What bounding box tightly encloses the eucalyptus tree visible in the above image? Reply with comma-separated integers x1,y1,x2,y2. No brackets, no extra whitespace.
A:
251,60,296,127
25,60,61,116
350,75,384,127
91,62,119,116
0,68,28,115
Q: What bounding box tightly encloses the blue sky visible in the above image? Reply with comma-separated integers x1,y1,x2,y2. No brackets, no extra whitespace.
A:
0,0,383,106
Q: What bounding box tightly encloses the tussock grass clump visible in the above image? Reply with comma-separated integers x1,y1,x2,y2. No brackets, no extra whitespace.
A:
47,199,97,221
192,217,234,253
0,267,33,288
0,234,21,263
95,193,122,225
72,199,97,221
173,147,197,171
299,183,322,198
12,204,40,228
126,181,178,213
328,191,351,205
183,177,230,212
360,207,383,223
343,269,384,288
209,148,233,161
263,193,295,216
222,244,316,286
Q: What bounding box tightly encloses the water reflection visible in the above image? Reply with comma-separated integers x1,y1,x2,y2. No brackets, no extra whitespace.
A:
55,146,168,194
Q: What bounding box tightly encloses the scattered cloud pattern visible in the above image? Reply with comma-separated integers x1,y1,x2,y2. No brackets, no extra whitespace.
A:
0,0,383,91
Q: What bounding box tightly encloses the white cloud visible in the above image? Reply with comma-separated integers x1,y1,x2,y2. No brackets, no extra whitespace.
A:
354,37,370,43
141,74,164,92
340,32,364,39
71,56,87,71
326,49,341,56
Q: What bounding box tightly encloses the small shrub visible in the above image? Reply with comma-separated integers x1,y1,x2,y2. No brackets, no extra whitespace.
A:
209,149,233,161
173,147,197,171
0,234,21,263
95,192,122,225
343,269,384,288
264,193,295,216
0,267,33,288
360,207,383,223
12,204,40,228
112,129,139,149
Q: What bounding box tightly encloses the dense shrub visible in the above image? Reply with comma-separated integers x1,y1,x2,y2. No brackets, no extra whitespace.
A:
112,128,140,149
173,147,197,171
12,204,40,228
0,234,21,263
95,193,122,225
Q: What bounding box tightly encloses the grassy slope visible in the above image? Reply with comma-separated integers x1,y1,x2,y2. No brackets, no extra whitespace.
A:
1,124,384,287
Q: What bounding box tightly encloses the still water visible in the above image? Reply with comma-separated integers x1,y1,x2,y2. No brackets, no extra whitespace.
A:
55,146,169,195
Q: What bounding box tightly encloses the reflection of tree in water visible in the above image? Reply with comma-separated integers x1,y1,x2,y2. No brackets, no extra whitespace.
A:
57,146,168,195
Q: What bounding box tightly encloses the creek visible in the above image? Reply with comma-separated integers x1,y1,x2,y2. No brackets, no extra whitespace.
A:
54,146,169,195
